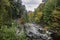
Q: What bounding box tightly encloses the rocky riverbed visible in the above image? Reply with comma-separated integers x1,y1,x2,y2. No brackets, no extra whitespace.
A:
16,22,60,40
24,23,52,40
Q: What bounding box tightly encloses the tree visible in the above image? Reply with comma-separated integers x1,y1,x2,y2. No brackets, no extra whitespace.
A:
41,0,55,25
33,3,44,24
0,0,12,26
40,0,60,32
0,0,27,40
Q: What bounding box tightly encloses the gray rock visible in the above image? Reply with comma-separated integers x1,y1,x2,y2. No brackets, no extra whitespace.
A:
24,23,52,40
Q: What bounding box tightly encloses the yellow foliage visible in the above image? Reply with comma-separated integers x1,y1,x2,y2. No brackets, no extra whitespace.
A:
44,27,49,31
37,12,42,17
28,8,42,23
52,10,60,18
28,12,34,22
34,12,42,23
1,0,10,6
35,17,39,21
52,22,59,27
19,18,25,24
28,13,34,17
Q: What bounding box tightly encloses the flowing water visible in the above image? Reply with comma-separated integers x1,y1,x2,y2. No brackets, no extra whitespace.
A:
24,23,52,40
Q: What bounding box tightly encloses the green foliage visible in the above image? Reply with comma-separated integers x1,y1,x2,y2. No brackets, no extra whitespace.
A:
28,11,34,22
0,0,27,40
10,0,26,19
19,32,27,40
0,0,12,26
42,0,55,24
31,3,44,24
0,22,27,40
40,0,60,32
0,23,17,40
22,11,29,23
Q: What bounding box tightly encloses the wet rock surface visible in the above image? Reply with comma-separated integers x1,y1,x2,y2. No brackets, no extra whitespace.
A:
24,23,52,40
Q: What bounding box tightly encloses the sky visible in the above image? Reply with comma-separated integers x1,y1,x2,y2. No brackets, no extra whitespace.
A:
22,0,42,11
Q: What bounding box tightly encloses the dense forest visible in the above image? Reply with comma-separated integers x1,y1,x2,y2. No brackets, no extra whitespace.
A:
0,0,60,40
0,0,27,40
